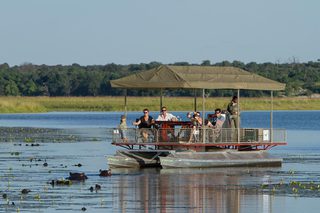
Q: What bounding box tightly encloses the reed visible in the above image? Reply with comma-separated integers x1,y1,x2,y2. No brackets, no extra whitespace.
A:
0,96,320,113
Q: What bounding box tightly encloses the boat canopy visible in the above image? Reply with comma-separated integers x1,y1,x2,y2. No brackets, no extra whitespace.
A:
110,65,285,91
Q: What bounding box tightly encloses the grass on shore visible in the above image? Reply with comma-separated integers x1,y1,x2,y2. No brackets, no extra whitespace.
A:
1,96,320,113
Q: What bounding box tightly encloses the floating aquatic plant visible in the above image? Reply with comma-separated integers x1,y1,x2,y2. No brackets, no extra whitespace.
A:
260,179,320,197
49,179,72,186
292,187,298,193
24,137,34,143
34,194,41,201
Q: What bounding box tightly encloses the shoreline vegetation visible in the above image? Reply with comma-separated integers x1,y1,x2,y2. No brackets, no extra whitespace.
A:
1,61,320,98
1,96,320,113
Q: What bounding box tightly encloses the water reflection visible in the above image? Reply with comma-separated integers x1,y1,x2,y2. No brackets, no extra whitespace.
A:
112,168,279,213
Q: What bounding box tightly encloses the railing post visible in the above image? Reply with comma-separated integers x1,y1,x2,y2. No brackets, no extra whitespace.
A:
237,89,240,143
155,128,158,143
124,89,127,116
270,90,273,143
160,89,163,111
202,89,206,144
194,89,197,112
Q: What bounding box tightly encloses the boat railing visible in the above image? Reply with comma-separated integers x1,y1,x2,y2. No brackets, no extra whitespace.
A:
112,127,286,145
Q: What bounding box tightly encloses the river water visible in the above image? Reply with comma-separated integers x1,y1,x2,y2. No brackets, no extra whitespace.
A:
0,111,320,213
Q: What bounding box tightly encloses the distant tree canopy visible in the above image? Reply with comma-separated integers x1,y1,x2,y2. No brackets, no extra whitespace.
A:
0,61,319,97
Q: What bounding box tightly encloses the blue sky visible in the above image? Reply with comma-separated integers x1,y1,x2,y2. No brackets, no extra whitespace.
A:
0,0,319,66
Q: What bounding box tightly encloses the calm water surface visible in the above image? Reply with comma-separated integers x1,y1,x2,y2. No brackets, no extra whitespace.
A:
0,111,320,213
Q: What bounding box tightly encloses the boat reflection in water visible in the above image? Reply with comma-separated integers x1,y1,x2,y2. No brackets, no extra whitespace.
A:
111,167,281,212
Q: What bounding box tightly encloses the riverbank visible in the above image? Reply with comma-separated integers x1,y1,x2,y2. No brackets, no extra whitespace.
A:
1,96,320,113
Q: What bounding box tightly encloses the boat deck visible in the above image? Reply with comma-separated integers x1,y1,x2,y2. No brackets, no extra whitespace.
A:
112,141,286,150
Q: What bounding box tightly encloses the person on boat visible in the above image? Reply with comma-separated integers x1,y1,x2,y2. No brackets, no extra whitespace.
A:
156,106,177,141
118,115,128,142
188,112,202,143
195,112,203,125
227,96,240,142
187,112,202,124
133,108,155,142
207,108,225,129
227,96,239,128
156,106,177,121
206,108,226,142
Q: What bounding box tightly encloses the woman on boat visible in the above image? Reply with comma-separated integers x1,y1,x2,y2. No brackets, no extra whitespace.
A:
133,108,155,142
188,112,202,143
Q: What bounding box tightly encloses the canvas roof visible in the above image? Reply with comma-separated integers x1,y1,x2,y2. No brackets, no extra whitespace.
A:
110,65,285,91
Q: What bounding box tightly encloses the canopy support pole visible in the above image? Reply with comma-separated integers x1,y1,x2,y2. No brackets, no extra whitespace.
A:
160,89,163,111
270,91,273,143
237,89,240,143
202,89,205,144
124,89,127,116
194,89,197,112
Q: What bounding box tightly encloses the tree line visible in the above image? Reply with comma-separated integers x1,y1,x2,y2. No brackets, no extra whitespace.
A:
0,60,319,97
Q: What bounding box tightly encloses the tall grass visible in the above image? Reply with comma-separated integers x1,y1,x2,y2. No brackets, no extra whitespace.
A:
1,96,320,113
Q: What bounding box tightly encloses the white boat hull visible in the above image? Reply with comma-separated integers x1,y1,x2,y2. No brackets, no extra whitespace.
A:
107,155,141,168
107,150,169,168
159,150,282,168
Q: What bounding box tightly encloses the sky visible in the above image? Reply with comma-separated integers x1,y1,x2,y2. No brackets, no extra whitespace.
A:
0,0,319,66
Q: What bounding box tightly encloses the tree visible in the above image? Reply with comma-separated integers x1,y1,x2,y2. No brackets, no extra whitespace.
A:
5,80,20,96
47,72,70,96
201,60,211,66
0,63,9,70
24,80,38,96
87,72,102,96
0,60,319,97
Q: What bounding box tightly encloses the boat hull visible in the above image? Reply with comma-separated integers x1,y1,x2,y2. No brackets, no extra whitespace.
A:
107,155,141,168
107,150,169,168
107,150,282,169
159,150,282,168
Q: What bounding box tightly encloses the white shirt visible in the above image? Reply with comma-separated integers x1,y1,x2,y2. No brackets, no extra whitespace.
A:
156,113,176,121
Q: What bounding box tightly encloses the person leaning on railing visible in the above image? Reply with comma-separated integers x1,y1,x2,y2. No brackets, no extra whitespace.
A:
206,108,226,142
132,108,155,143
207,108,225,129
